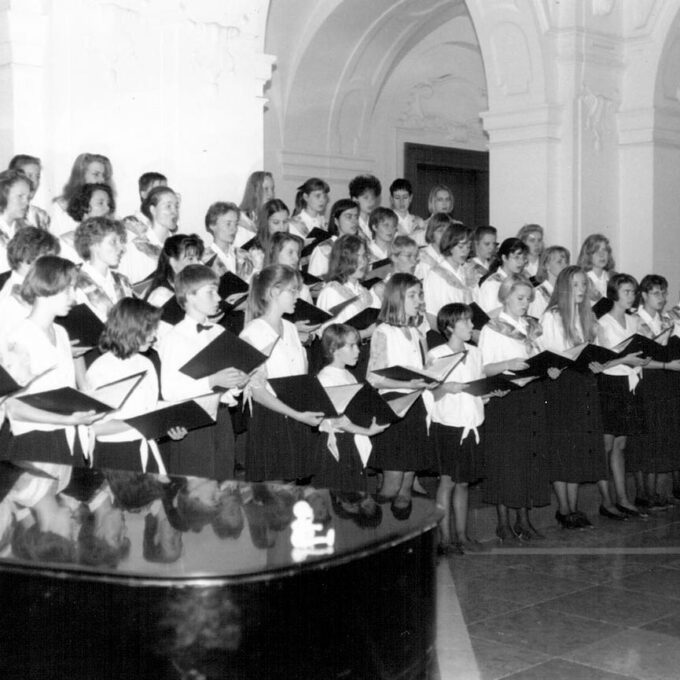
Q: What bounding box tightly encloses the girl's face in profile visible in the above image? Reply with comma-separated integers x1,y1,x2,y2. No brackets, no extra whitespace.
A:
273,281,299,315
92,231,125,268
450,238,471,267
546,251,568,280
268,210,289,234
277,241,301,269
261,176,275,202
21,163,41,196
432,226,446,249
336,207,359,236
642,286,667,313
84,161,106,184
524,230,543,257
392,247,419,274
432,190,453,214
170,248,200,275
571,272,587,305
304,189,328,216
5,180,31,222
504,285,532,319
404,284,423,318
52,283,76,317
151,192,180,232
476,233,496,261
138,326,158,353
503,249,528,275
335,336,360,367
351,245,369,280
452,316,473,343
212,210,239,245
87,189,112,218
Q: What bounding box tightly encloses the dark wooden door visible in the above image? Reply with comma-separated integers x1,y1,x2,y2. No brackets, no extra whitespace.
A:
404,143,489,228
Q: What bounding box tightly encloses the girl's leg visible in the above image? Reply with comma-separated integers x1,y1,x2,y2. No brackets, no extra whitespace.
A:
378,470,403,500
436,475,454,546
452,482,469,543
515,507,545,540
598,434,625,517
553,480,570,516
611,435,635,509
495,503,512,541
567,482,579,513
398,470,415,499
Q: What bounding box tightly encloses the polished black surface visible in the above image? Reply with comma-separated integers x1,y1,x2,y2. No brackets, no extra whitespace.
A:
0,463,441,679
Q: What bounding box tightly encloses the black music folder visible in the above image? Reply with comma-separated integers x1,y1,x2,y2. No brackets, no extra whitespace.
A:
56,304,105,348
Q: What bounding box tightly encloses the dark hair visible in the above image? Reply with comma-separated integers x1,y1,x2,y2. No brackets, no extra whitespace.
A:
7,226,59,270
204,201,241,234
637,274,668,308
389,178,412,195
294,177,330,215
8,154,40,172
327,198,358,237
378,273,421,326
66,183,115,222
488,237,529,275
325,234,365,284
74,216,126,260
256,198,290,251
99,298,161,359
103,470,166,510
211,485,245,540
144,234,204,300
77,508,131,568
368,207,398,235
425,212,453,245
437,303,472,338
239,171,274,214
11,522,77,564
174,263,218,310
607,273,638,302
265,231,304,268
59,153,114,205
0,169,31,212
143,512,183,562
473,225,497,243
20,255,76,305
439,223,472,257
348,174,381,199
138,171,167,196
320,323,360,364
140,186,177,222
391,234,418,258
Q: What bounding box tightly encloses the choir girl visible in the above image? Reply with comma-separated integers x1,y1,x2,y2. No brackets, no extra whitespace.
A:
3,256,103,466
366,273,433,518
577,233,616,304
596,273,650,518
239,265,325,482
415,211,450,280
366,207,398,262
428,303,490,554
517,223,544,281
307,198,359,278
52,153,114,237
289,177,329,237
468,226,497,284
316,323,389,491
118,185,180,286
247,198,291,274
66,183,115,224
539,265,609,528
237,170,275,244
203,201,253,281
528,245,569,319
477,237,529,315
144,234,204,308
85,298,186,472
0,170,32,272
7,155,50,230
158,264,247,478
423,223,474,318
348,174,381,241
389,178,426,245
0,228,60,351
478,274,552,540
264,232,314,301
316,234,379,336
628,274,680,509
425,183,454,223
122,171,168,236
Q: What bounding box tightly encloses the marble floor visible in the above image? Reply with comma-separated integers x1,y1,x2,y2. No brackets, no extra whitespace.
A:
434,504,680,680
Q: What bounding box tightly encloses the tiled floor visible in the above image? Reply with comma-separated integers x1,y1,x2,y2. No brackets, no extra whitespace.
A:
436,505,680,680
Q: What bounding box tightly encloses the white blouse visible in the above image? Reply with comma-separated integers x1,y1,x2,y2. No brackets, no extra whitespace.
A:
588,270,609,301
529,280,553,320
477,270,508,315
478,312,534,365
368,323,424,394
423,259,473,315
240,317,307,379
307,237,335,278
539,309,584,353
597,312,641,387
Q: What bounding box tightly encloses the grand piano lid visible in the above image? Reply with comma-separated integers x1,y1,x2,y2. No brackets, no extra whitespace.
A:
0,463,442,585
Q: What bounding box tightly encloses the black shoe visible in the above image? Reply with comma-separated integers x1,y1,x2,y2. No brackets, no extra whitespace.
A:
437,542,464,556
555,511,575,529
391,496,412,520
599,505,627,521
572,511,593,529
634,496,652,510
615,503,648,519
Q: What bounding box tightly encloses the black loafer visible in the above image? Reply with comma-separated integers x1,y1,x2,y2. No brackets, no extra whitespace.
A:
615,503,648,519
599,505,627,521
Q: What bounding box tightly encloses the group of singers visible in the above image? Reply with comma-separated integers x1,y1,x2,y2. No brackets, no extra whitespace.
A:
0,152,679,558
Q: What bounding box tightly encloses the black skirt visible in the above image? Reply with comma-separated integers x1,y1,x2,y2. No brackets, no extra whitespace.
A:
245,402,323,482
482,381,551,508
597,373,646,437
5,429,86,467
368,395,434,473
158,406,234,480
431,422,484,483
315,432,369,492
544,370,607,483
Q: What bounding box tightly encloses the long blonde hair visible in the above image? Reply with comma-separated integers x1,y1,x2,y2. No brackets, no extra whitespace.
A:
547,266,597,344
